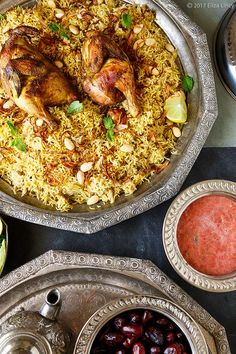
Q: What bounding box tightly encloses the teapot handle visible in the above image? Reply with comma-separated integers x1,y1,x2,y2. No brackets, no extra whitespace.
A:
39,288,61,321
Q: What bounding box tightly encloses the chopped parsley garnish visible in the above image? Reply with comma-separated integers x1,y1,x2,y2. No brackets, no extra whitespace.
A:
11,137,27,152
182,75,194,93
67,100,84,114
121,13,132,29
7,121,18,136
7,121,27,152
103,116,115,142
0,15,5,21
48,23,70,40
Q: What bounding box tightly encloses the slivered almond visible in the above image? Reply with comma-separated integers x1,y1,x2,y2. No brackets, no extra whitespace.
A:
69,25,79,35
172,126,182,138
80,162,93,172
145,38,156,46
48,0,56,8
133,24,143,34
55,8,64,19
64,137,75,150
36,119,44,127
133,39,144,50
152,68,159,76
166,43,175,52
117,124,128,131
87,195,99,205
76,170,85,184
120,144,134,153
3,99,14,109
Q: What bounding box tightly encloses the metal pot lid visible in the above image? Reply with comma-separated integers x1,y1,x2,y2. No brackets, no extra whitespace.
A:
214,2,236,99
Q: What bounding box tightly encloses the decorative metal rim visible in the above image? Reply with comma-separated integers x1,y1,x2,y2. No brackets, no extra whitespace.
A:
0,0,218,233
74,295,209,354
163,179,236,293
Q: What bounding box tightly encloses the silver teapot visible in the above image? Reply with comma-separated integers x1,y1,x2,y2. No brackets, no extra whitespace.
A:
0,288,70,354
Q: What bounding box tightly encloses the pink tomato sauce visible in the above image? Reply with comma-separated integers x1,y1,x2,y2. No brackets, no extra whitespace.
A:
177,195,236,276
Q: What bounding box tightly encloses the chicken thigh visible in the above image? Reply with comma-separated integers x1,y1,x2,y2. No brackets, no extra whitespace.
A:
81,31,141,117
0,26,78,129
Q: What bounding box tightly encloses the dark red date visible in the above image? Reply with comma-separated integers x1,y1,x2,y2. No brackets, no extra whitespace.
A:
150,346,161,353
145,327,164,345
91,309,191,354
132,342,146,354
103,332,124,346
121,324,143,339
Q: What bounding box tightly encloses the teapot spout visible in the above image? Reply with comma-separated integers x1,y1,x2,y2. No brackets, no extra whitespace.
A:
39,288,61,321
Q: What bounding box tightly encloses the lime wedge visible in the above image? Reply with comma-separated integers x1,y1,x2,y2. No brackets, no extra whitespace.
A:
0,238,6,272
164,91,187,123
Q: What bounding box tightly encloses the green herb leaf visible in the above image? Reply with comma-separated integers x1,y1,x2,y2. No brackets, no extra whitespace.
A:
48,23,60,32
60,30,70,40
67,100,84,114
7,121,18,136
121,13,132,29
11,137,27,152
0,14,5,21
182,75,194,93
103,116,115,130
48,23,70,40
106,129,115,142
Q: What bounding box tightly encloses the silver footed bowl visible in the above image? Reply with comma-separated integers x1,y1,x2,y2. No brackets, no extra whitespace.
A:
74,295,208,354
162,179,236,293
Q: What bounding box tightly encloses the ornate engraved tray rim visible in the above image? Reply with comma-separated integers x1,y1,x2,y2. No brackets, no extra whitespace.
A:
0,0,218,233
0,251,230,354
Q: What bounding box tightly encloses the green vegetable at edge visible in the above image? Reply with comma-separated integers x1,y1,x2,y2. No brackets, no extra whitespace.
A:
121,14,132,29
182,75,194,93
0,237,6,272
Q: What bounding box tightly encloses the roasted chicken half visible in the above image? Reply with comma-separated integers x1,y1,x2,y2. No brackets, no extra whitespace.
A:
0,26,78,129
81,32,141,117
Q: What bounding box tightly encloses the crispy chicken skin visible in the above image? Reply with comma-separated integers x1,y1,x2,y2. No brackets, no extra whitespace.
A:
0,26,78,129
81,31,141,117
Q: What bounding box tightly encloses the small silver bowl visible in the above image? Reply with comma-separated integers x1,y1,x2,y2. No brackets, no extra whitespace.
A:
163,179,236,292
74,295,208,354
0,217,8,275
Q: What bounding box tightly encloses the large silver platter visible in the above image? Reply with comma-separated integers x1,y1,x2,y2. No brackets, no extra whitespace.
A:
0,251,230,353
0,0,218,233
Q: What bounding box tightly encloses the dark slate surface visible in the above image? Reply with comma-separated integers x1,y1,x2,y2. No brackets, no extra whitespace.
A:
2,147,236,352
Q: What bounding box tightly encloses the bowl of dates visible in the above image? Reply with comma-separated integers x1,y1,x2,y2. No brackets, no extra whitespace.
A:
74,296,208,354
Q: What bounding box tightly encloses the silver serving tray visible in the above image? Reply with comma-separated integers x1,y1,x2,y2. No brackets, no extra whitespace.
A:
0,0,218,233
0,251,230,353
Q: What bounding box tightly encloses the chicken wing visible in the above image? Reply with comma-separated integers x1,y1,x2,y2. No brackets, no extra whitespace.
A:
81,31,141,117
0,26,78,129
